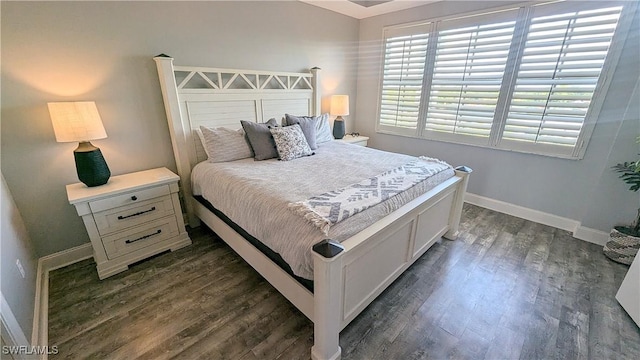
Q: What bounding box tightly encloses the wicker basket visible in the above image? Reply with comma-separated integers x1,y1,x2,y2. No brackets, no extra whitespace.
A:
603,227,640,265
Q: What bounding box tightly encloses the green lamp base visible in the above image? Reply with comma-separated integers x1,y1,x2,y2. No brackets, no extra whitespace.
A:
333,118,345,139
74,141,110,187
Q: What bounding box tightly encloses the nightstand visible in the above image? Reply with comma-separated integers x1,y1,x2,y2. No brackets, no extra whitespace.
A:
66,167,191,279
336,135,369,147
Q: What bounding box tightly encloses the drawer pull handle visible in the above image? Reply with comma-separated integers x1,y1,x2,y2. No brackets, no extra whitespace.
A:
125,229,162,244
117,207,156,220
131,196,138,201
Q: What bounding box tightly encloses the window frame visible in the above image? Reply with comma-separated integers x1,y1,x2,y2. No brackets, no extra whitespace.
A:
375,0,637,160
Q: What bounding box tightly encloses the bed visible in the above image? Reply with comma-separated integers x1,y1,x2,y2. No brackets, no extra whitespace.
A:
154,55,471,360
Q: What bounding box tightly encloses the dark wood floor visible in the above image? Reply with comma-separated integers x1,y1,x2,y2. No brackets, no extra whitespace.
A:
48,204,640,359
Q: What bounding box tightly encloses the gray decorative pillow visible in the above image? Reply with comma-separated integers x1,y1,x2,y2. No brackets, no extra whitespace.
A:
269,124,314,161
284,114,318,150
198,126,253,163
285,113,332,144
241,118,279,160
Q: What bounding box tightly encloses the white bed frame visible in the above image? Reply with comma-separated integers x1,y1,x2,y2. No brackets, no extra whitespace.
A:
154,55,471,360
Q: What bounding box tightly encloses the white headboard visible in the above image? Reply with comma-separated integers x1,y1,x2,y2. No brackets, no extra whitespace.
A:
154,55,321,225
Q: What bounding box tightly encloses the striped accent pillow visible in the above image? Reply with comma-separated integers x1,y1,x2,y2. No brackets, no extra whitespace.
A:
198,126,253,163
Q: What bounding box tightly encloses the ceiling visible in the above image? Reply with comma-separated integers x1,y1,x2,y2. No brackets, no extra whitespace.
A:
299,0,439,19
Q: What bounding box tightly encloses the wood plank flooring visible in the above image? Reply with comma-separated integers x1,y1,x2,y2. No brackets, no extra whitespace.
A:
48,204,640,359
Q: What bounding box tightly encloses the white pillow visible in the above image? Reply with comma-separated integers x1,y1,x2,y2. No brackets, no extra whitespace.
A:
198,126,253,162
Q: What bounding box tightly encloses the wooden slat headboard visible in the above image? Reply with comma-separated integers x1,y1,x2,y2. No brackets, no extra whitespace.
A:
154,55,322,225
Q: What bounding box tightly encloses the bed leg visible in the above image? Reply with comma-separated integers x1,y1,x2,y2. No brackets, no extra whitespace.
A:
312,240,345,360
444,166,472,240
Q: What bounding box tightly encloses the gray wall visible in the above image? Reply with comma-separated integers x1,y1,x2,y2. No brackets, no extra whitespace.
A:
356,1,640,232
1,174,38,342
580,80,640,231
1,1,359,257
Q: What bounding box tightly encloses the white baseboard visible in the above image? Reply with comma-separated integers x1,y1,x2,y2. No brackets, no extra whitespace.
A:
37,243,93,272
574,226,610,246
31,243,93,356
31,260,48,353
464,193,608,246
465,193,580,232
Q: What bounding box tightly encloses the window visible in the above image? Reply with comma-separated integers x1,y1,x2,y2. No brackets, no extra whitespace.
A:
377,1,634,159
379,24,430,135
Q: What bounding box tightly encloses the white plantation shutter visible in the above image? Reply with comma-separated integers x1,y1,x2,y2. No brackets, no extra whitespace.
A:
376,1,633,158
503,5,624,152
379,24,430,133
425,19,516,139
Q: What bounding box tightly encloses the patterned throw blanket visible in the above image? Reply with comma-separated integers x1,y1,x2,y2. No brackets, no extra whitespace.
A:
288,157,452,235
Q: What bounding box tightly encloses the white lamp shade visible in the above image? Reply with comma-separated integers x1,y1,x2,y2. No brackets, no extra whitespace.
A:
48,101,107,143
330,95,350,117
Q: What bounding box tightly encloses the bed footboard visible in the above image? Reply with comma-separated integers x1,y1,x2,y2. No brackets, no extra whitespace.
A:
311,167,471,360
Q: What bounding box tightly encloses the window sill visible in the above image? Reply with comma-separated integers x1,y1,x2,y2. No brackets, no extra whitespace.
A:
375,129,582,161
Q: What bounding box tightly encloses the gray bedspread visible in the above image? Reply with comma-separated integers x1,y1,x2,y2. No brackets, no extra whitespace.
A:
191,141,455,280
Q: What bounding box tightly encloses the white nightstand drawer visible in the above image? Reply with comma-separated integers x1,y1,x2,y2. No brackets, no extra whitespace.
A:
103,216,179,260
94,195,175,236
89,184,170,213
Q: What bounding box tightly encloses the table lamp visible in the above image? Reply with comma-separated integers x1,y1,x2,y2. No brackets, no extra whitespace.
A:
330,95,349,139
48,101,111,187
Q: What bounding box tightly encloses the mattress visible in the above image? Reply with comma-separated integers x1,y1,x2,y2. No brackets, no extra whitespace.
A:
191,141,455,280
